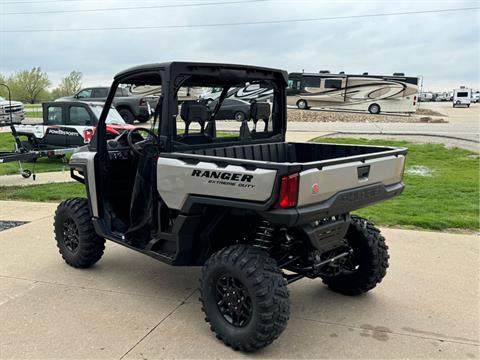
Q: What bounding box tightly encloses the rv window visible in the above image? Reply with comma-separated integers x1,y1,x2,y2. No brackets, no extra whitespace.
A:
302,76,321,88
324,79,342,90
287,80,300,90
456,92,468,97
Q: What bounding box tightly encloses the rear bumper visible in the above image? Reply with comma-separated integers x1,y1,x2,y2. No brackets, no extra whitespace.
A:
260,182,404,227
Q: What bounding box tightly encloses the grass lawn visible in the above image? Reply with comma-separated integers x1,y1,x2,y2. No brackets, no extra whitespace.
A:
313,138,479,232
1,138,478,232
23,104,43,118
0,132,68,176
0,182,85,202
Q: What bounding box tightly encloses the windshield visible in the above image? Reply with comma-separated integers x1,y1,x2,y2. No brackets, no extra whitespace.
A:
0,96,5,101
91,105,126,124
174,80,276,143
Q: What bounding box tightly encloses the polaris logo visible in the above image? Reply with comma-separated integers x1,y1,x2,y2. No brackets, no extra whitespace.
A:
191,169,253,182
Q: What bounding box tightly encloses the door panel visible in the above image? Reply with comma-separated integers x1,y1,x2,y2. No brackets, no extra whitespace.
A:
43,105,67,147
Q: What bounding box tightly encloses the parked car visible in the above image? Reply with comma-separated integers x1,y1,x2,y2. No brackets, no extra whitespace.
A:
207,98,252,121
56,87,152,124
55,61,407,352
0,96,24,125
14,101,134,150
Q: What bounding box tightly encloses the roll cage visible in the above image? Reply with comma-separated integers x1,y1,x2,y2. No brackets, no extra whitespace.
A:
95,62,289,155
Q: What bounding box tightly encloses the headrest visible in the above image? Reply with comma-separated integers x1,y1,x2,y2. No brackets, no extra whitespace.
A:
250,102,271,123
180,101,208,125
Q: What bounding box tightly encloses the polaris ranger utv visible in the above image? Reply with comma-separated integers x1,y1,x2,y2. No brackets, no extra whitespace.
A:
54,62,406,351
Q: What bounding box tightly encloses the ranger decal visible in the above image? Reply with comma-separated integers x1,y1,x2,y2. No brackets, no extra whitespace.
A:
191,169,255,188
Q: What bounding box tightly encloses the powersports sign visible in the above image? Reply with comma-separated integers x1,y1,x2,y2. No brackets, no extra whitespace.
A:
46,127,82,137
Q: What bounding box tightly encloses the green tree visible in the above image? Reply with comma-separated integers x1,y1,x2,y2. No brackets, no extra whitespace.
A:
9,67,51,104
0,73,8,98
51,70,82,98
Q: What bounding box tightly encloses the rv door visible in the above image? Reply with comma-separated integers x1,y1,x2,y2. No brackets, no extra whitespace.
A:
322,78,346,103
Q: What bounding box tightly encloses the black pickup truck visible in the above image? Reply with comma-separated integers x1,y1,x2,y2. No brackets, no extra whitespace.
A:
56,87,152,123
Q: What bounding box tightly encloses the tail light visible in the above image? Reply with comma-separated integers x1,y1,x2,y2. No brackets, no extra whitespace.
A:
413,95,417,106
139,98,146,106
277,173,299,209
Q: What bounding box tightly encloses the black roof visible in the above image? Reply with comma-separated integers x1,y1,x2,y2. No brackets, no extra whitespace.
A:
114,61,288,85
289,71,418,81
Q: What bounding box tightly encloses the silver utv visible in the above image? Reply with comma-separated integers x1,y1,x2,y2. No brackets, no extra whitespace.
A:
55,62,406,352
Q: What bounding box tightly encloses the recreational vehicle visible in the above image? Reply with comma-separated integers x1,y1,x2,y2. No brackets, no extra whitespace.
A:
418,92,434,102
287,72,418,114
200,83,273,103
452,87,472,107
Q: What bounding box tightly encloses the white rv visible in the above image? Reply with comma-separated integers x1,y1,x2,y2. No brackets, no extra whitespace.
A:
471,91,479,103
452,87,472,107
200,83,273,103
418,92,434,102
287,72,419,114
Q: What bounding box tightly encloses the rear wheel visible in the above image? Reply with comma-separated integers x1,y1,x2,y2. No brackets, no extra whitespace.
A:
21,169,32,178
54,198,105,268
118,108,135,124
200,245,289,352
297,99,309,110
368,103,381,114
321,216,389,295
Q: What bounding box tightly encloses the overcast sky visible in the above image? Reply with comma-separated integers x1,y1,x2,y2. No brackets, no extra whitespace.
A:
0,0,479,91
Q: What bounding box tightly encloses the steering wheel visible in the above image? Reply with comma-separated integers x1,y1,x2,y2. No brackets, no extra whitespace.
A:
127,128,161,156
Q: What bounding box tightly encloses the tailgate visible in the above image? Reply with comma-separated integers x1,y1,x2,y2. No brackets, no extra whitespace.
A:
297,155,405,207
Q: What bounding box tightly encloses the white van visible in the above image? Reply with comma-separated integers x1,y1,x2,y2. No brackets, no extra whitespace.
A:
453,87,472,107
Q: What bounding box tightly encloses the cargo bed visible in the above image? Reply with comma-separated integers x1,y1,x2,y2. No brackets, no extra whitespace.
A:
183,142,406,169
158,142,406,224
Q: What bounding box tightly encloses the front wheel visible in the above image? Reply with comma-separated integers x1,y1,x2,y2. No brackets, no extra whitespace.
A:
368,103,381,114
321,216,389,295
234,111,246,121
54,198,105,268
200,245,289,352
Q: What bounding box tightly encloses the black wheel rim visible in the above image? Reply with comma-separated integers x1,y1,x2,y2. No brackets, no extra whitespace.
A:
215,274,252,327
62,218,79,252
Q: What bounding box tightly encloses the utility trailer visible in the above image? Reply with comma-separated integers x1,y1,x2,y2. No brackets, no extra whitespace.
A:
54,62,407,351
14,101,134,150
1,101,133,178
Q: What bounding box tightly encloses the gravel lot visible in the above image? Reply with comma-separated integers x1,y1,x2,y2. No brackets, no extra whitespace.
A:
287,108,447,123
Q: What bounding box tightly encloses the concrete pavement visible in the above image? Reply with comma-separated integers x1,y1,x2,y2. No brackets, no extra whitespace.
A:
0,200,478,359
0,170,73,187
